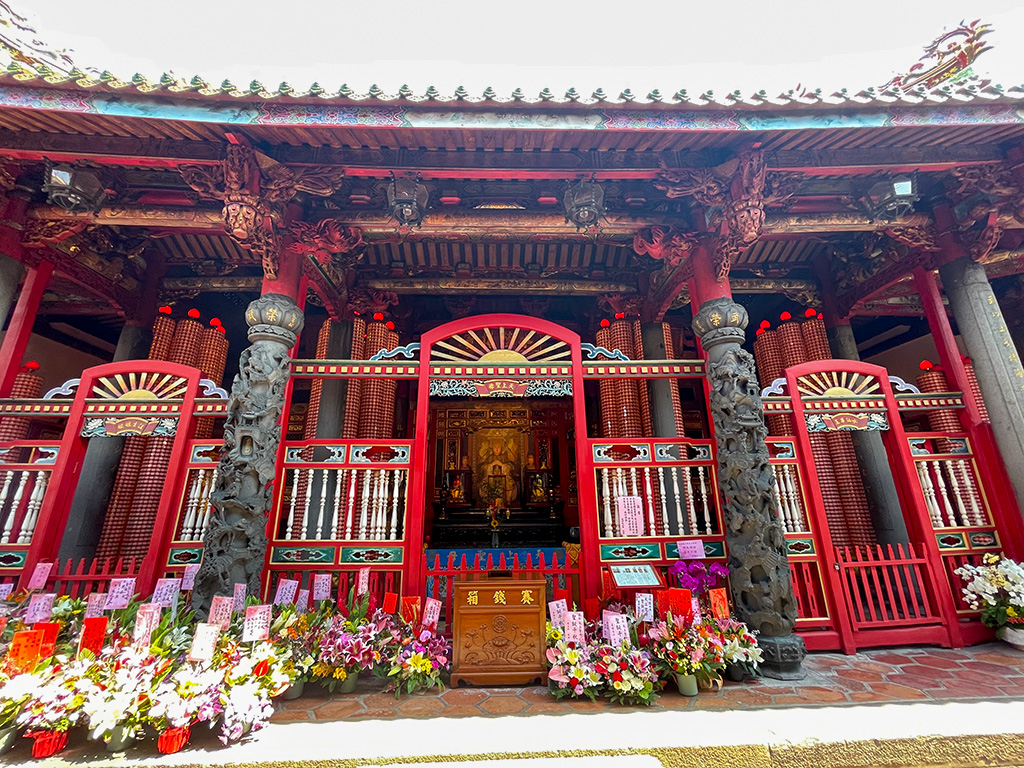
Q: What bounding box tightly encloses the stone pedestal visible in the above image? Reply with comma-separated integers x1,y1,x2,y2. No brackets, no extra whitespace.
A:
192,293,303,612
691,296,805,679
937,256,1024,518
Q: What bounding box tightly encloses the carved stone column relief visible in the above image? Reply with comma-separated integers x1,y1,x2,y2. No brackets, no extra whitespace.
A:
192,293,304,612
691,296,806,679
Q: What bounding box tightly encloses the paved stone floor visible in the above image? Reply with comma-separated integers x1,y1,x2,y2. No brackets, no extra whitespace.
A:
272,642,1024,722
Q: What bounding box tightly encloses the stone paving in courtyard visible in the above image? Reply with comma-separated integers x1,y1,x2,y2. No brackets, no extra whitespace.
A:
271,642,1024,722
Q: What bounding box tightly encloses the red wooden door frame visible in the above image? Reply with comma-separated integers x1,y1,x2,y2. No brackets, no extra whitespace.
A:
785,359,964,649
22,360,203,593
405,313,598,601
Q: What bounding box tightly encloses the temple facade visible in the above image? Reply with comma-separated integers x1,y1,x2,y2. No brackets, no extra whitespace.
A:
0,16,1022,677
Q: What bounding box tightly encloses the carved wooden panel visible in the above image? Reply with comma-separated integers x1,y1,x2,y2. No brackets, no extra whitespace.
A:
450,577,546,686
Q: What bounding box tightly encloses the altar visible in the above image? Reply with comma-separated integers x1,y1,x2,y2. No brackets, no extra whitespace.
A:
426,399,577,549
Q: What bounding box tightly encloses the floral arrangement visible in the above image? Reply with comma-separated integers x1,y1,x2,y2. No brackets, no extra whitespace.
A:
0,578,452,758
312,618,378,690
592,643,659,705
715,617,763,675
383,623,451,697
956,553,1024,628
545,630,601,701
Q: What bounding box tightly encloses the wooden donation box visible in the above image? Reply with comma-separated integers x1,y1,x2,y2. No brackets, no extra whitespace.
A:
451,576,546,686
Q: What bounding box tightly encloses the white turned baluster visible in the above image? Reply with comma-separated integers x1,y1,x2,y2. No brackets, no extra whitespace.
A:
358,469,370,540
397,469,408,538
941,460,970,528
344,469,357,539
780,465,798,532
0,470,15,544
313,468,329,539
198,467,217,537
957,459,985,526
770,466,787,531
181,469,204,540
697,466,712,534
18,471,47,544
671,466,685,536
370,469,382,540
283,468,300,540
916,462,943,527
389,469,402,540
657,466,670,534
785,466,807,532
682,466,697,535
331,468,345,539
643,467,656,536
600,468,613,537
929,461,956,527
9,471,28,544
629,466,639,497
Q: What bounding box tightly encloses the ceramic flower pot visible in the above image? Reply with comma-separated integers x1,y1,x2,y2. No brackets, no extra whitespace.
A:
0,726,19,756
998,625,1024,651
157,725,192,755
283,679,305,700
725,663,746,682
340,671,359,694
675,673,699,697
28,730,68,759
106,724,136,753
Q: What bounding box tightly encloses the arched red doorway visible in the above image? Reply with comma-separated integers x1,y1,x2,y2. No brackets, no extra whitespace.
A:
403,314,599,599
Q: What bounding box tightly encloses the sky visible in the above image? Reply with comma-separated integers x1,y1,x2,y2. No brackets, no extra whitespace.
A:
11,0,1024,97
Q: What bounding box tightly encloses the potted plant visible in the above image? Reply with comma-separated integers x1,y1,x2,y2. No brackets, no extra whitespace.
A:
148,661,223,754
312,617,376,693
646,615,699,696
0,670,39,754
383,623,451,698
592,642,659,705
215,640,290,745
956,553,1024,649
544,625,603,701
16,657,91,758
715,617,763,681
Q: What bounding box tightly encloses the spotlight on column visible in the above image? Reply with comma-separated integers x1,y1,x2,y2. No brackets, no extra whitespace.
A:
42,160,108,214
386,173,429,227
563,176,605,229
859,174,918,221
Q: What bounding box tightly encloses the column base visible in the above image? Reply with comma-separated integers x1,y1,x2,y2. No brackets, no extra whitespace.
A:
758,634,807,680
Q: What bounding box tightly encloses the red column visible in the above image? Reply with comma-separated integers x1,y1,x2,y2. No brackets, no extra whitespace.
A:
0,261,53,397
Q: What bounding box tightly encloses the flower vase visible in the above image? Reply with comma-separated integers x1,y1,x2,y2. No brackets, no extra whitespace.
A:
675,673,699,697
998,625,1024,651
28,730,68,759
0,726,19,756
283,679,305,700
157,725,192,755
106,724,136,753
340,671,360,694
725,663,746,682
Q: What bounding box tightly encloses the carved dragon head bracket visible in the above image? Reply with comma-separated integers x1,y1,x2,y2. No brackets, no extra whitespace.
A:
942,163,1023,263
180,140,346,280
649,150,801,282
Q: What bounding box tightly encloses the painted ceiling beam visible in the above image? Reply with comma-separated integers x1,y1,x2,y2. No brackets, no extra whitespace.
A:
0,129,1005,176
361,277,637,295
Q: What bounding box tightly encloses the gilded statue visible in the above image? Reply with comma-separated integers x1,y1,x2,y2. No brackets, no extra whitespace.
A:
474,431,520,508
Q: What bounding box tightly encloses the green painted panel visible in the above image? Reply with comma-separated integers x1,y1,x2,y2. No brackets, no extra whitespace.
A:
167,546,203,566
968,530,999,548
0,549,27,569
339,546,404,565
936,532,967,550
600,543,660,561
664,540,726,559
786,538,816,556
270,546,336,565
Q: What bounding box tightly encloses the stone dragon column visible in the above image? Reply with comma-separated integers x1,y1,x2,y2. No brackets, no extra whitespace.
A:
193,292,303,610
649,150,806,678
690,251,806,680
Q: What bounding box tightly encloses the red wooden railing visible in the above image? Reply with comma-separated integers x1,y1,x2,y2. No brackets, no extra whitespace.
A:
424,550,580,636
835,544,941,630
42,557,141,599
266,568,402,608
